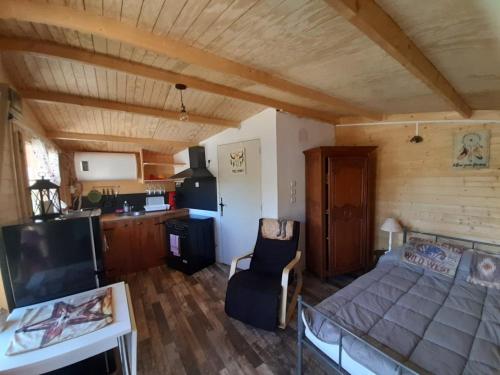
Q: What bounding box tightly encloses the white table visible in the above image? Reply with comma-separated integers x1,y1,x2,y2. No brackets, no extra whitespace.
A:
0,282,137,375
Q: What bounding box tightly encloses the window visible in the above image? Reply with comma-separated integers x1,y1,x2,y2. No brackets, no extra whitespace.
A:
24,137,63,216
24,138,61,186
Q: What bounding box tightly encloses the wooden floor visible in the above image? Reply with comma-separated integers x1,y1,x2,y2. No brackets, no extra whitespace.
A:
124,264,339,375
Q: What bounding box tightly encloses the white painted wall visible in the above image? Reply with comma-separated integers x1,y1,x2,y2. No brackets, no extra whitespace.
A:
276,111,335,219
173,108,335,263
276,111,336,250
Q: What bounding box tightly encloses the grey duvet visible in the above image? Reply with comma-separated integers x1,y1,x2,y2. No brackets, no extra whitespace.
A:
304,250,500,375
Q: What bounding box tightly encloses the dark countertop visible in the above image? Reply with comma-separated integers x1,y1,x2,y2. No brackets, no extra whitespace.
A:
100,208,189,224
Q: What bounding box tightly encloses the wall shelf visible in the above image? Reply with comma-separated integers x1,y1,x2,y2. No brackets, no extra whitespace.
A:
139,149,177,186
143,179,172,183
143,162,185,167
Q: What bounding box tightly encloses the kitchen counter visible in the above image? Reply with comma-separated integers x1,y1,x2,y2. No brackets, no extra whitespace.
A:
100,208,189,224
100,208,190,279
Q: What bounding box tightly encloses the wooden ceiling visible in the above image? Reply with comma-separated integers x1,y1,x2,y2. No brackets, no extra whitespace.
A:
0,0,499,154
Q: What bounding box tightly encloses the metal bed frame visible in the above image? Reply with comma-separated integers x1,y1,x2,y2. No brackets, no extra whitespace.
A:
296,230,500,375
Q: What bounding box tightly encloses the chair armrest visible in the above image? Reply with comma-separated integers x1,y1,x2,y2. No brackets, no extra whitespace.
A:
229,251,254,280
279,251,303,329
281,251,302,288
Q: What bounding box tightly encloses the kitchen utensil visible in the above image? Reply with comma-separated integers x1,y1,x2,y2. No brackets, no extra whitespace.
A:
88,189,102,204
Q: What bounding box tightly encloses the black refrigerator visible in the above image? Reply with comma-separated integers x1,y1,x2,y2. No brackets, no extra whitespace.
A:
0,209,116,374
0,209,105,310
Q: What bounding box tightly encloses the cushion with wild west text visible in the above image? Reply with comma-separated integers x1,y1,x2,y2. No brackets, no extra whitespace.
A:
402,239,465,278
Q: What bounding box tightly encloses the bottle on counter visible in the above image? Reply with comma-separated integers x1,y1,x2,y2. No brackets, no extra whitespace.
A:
123,201,130,213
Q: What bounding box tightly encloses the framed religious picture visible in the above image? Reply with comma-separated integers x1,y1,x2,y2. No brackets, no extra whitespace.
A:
452,130,490,169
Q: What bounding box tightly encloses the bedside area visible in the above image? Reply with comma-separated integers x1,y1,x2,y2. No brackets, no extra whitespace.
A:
101,209,189,280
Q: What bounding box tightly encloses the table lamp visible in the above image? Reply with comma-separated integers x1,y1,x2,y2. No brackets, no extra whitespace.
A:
381,218,403,251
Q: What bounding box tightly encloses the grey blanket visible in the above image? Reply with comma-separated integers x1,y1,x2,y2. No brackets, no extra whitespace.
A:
305,250,500,375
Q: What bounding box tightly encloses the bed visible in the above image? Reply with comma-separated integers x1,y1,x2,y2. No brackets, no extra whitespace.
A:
297,231,500,375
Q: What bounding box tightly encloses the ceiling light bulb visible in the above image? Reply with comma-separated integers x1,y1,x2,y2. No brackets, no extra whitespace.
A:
179,107,189,122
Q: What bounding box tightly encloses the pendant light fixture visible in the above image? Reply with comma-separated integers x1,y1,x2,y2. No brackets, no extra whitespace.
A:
175,83,189,122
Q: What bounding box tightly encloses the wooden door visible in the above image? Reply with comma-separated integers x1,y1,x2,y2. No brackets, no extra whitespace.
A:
218,139,262,266
103,221,132,280
329,157,367,275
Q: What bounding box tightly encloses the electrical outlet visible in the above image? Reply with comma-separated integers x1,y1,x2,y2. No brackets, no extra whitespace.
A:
195,181,200,188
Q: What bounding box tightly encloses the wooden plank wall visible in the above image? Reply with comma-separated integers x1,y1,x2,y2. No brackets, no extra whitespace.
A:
335,123,500,250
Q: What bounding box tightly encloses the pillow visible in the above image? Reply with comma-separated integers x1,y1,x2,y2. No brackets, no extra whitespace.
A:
467,251,500,289
261,219,294,240
402,238,465,277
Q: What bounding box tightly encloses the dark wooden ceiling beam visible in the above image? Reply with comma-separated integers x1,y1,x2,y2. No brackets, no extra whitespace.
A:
48,131,194,149
20,89,239,128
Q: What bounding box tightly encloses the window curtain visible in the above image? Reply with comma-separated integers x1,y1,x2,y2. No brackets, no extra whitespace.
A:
59,151,77,207
6,120,31,219
24,136,61,186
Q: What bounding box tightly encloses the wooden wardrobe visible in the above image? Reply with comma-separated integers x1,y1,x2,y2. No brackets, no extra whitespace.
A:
304,147,376,279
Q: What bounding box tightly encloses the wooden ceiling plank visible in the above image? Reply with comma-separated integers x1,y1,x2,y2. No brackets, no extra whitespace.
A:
102,0,121,56
0,37,339,124
20,89,240,128
48,130,193,149
324,0,472,118
1,0,379,119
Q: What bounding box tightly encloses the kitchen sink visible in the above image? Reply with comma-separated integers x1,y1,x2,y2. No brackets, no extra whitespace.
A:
116,211,146,217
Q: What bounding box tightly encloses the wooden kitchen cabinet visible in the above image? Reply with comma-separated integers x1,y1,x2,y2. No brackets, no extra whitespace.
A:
103,215,168,279
103,221,132,279
134,217,167,270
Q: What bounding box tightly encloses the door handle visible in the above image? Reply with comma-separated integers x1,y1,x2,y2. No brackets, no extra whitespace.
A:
219,197,226,216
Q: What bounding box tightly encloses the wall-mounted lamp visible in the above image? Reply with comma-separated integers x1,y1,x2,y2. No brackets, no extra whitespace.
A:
410,121,423,143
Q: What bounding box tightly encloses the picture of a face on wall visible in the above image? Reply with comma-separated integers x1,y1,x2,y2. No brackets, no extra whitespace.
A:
229,148,246,174
453,130,490,169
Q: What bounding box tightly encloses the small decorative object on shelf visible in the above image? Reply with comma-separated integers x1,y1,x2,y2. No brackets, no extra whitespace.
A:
29,177,62,221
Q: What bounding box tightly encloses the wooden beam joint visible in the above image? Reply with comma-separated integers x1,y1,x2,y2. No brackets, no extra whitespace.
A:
325,0,472,118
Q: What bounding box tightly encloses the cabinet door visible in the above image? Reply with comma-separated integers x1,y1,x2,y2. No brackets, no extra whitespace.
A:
329,157,367,275
103,221,132,279
134,218,166,270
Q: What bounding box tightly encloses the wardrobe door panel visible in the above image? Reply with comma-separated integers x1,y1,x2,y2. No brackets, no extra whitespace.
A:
329,157,367,275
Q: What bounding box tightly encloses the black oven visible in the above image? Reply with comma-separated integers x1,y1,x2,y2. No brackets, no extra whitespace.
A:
165,215,215,275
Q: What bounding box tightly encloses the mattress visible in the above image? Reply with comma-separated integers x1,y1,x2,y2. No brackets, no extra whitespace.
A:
304,249,500,375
